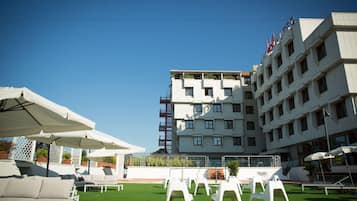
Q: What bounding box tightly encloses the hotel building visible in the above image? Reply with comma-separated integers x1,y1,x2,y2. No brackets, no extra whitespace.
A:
169,70,264,165
251,12,357,165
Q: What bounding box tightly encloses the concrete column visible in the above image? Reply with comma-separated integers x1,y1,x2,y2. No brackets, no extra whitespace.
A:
116,154,125,178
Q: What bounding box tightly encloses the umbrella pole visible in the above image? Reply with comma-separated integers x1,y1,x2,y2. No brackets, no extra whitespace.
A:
319,161,326,184
46,143,51,177
87,150,91,175
344,154,354,185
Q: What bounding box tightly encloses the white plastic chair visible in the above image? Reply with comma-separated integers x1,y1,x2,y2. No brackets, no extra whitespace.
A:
194,177,210,196
163,176,181,189
246,176,265,193
228,176,243,195
166,179,193,201
211,181,242,201
249,180,289,201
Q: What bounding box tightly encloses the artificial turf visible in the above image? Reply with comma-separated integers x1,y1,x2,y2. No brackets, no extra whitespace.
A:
78,183,357,201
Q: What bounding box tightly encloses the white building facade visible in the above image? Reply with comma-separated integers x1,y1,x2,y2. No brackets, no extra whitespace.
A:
251,12,357,165
170,70,264,165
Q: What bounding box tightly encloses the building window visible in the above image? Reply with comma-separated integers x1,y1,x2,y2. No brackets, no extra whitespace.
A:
261,114,266,126
213,136,222,146
232,104,241,112
301,87,309,103
317,76,328,94
269,109,274,121
259,74,264,86
278,104,284,116
193,136,202,146
185,87,193,96
267,65,272,78
287,41,294,56
315,109,324,126
185,120,193,129
194,74,202,79
246,106,254,114
268,131,273,142
288,122,294,136
245,91,253,99
276,80,282,94
352,96,357,115
316,42,326,61
174,74,182,79
247,121,255,130
224,88,232,96
260,96,264,106
276,54,283,68
253,83,257,92
267,88,272,100
205,88,213,97
244,77,251,85
277,127,283,139
193,104,202,113
224,120,234,129
248,137,256,146
300,116,308,131
205,120,214,129
287,70,294,85
213,104,222,112
233,137,241,146
335,100,347,119
288,96,295,110
300,58,308,75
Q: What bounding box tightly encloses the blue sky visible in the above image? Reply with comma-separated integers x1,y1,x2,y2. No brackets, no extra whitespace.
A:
1,0,357,154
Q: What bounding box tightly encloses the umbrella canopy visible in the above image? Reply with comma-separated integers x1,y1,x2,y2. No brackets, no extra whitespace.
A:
27,130,131,176
328,146,357,156
88,145,145,161
27,130,131,150
304,152,334,184
304,152,334,162
0,87,95,137
328,145,357,185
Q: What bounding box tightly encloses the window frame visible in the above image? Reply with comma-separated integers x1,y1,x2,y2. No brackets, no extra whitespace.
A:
193,136,203,146
233,137,241,146
224,120,234,129
213,104,222,112
213,136,222,146
185,87,193,97
232,104,241,113
185,120,194,129
204,87,213,97
204,120,214,129
224,88,233,96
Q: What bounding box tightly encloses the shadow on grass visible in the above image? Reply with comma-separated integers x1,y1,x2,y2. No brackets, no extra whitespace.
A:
304,198,357,201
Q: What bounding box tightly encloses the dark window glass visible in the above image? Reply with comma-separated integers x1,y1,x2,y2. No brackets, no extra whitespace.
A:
233,137,241,146
261,114,266,126
315,109,324,126
259,74,264,86
278,104,284,116
213,104,222,112
287,70,294,85
193,104,202,113
205,120,214,129
300,58,308,75
194,74,202,79
301,87,309,103
224,88,232,96
300,116,308,131
245,91,253,99
335,100,347,119
277,127,283,139
193,136,202,145
267,65,273,78
288,96,295,110
185,87,193,96
317,76,328,94
174,74,182,79
248,137,256,146
246,106,254,114
253,83,257,92
269,110,274,121
232,104,241,112
268,131,274,142
267,89,272,100
276,80,282,94
288,122,294,135
185,120,193,129
247,121,255,130
287,41,294,56
224,120,234,129
317,42,327,61
205,88,213,97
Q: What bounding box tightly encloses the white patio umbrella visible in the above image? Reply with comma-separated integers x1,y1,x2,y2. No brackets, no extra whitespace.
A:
0,87,95,137
88,145,146,161
304,152,334,184
328,145,357,185
27,130,131,176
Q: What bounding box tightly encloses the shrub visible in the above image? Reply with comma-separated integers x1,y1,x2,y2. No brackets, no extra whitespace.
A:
63,152,71,160
36,148,48,158
227,160,239,176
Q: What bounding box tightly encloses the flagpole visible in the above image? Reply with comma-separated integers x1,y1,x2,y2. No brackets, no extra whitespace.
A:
323,107,332,167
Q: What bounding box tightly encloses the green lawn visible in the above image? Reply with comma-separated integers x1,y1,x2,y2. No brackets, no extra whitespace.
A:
78,183,357,201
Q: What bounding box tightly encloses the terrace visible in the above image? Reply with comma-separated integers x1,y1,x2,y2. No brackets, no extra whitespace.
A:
78,183,357,201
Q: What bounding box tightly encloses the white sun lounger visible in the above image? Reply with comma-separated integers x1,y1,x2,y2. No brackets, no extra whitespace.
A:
301,176,349,192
